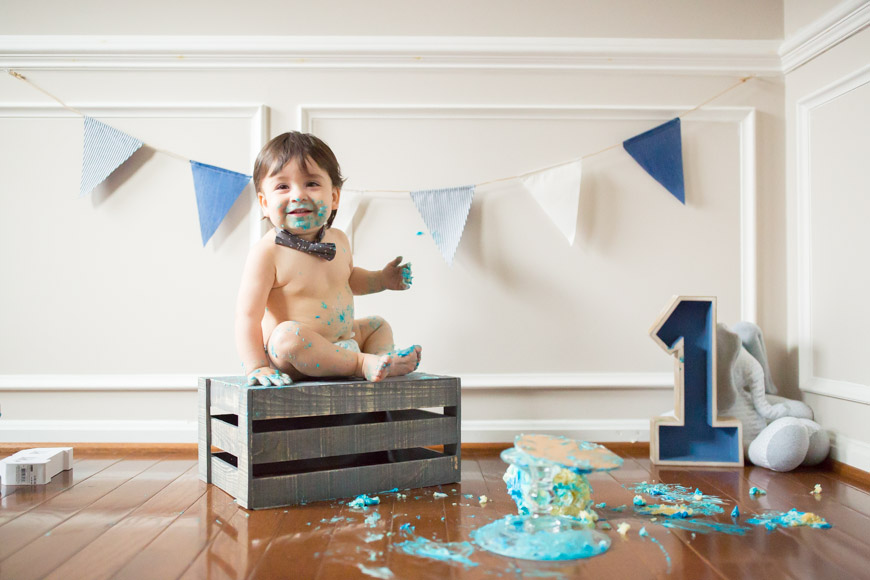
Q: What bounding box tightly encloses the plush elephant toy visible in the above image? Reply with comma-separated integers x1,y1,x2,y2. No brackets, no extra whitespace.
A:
716,322,830,471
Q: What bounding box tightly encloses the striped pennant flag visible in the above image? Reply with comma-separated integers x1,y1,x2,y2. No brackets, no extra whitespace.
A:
410,185,475,266
80,116,144,197
190,161,251,246
521,159,583,245
623,117,686,204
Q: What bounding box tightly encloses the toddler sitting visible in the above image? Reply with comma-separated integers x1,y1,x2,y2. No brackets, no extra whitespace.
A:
235,131,421,386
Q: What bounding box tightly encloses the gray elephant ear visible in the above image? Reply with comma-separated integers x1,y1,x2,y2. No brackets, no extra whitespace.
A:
716,323,740,412
733,321,779,395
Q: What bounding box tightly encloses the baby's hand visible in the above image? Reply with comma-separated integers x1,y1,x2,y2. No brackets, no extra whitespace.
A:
382,256,413,291
247,367,292,387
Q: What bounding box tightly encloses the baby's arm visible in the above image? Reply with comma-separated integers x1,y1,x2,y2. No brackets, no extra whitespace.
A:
349,256,413,295
235,244,291,386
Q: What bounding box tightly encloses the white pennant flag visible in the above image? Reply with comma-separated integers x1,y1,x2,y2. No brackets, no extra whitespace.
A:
521,159,582,245
410,185,475,266
332,188,363,241
80,116,144,197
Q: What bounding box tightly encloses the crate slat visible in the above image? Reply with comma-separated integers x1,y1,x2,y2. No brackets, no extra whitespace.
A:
208,377,243,415
251,453,459,509
211,417,242,457
198,378,211,483
251,413,457,463
211,454,246,506
248,375,458,420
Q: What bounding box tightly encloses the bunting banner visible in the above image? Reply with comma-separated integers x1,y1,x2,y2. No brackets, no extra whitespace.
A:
622,117,686,204
410,185,475,266
4,68,754,252
521,160,583,245
332,188,363,241
80,116,144,197
190,161,251,246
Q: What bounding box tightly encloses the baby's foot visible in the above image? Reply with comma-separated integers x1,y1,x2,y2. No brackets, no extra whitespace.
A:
361,345,422,382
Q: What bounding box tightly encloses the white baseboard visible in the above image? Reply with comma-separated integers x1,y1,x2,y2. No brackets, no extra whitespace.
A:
0,418,649,445
461,419,649,444
831,433,870,473
0,420,198,444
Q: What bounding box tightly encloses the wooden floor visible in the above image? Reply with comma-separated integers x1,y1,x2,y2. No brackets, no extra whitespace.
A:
2,446,870,580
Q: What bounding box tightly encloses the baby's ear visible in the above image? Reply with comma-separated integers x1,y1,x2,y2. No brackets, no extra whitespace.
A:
333,187,341,208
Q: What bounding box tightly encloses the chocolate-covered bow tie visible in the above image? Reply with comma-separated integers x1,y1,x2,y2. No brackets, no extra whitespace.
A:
274,227,336,261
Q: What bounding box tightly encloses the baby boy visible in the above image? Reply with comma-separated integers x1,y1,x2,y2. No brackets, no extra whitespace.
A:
235,131,421,386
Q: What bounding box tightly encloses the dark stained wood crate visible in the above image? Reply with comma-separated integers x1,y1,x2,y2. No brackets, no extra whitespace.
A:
198,373,461,509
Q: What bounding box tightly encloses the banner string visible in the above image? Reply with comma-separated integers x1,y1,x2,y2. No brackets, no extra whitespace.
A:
351,75,754,196
5,68,753,196
4,68,190,164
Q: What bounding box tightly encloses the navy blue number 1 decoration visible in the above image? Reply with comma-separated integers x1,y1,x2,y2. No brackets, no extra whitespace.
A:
649,296,743,466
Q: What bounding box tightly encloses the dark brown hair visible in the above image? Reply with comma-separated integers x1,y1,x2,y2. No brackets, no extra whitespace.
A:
253,132,346,227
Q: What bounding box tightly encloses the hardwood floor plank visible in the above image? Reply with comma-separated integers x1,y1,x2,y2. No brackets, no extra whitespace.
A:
112,484,244,580
250,497,353,579
0,458,160,562
629,461,796,580
731,464,870,580
42,461,202,580
640,459,852,580
595,470,728,580
0,458,194,580
381,485,456,580
314,491,399,580
178,499,284,579
0,458,120,526
784,467,870,520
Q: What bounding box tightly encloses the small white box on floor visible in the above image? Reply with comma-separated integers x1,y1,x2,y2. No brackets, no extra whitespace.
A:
0,447,73,485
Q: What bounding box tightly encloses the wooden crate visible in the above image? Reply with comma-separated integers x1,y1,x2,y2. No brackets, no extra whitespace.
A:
198,373,461,509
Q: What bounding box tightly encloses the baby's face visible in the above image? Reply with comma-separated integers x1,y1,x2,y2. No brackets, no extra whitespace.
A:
258,157,338,237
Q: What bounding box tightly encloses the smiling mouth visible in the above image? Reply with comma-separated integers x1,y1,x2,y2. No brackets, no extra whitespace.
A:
287,208,312,215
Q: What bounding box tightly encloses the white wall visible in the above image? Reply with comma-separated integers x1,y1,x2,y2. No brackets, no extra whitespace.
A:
0,0,797,448
2,0,782,39
783,0,870,471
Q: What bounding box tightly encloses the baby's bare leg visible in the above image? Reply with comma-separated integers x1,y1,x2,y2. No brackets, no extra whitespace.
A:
353,316,395,355
268,321,362,379
352,316,422,381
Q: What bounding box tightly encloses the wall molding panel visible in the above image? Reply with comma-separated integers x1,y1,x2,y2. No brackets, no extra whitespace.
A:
795,64,870,405
0,35,783,74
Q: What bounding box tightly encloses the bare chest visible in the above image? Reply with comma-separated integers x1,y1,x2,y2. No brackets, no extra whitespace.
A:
272,246,352,298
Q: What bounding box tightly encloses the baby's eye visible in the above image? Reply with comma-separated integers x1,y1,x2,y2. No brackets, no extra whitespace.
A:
307,181,320,188
276,184,289,190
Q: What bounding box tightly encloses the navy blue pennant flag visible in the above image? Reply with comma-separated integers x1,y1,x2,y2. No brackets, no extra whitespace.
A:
190,161,251,246
623,117,686,204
